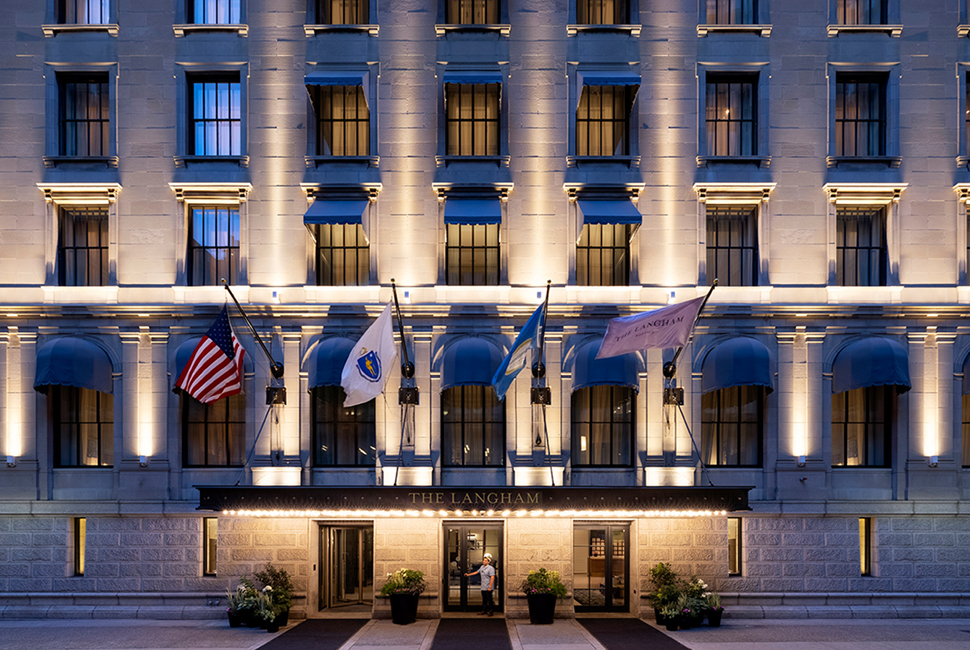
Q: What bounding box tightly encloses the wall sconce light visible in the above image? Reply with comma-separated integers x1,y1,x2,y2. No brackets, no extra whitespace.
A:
797,455,806,467
139,455,149,468
271,290,281,304
5,456,15,468
402,290,411,304
928,455,938,468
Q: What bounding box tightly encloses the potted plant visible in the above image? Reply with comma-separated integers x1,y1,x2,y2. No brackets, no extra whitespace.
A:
648,562,678,624
380,568,426,625
520,567,566,625
225,585,245,627
236,579,261,627
661,604,680,631
683,576,709,628
253,563,294,627
256,589,280,633
705,592,724,627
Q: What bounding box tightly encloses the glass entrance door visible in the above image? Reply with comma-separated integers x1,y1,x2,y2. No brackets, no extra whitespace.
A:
319,525,374,610
573,523,629,612
444,524,503,612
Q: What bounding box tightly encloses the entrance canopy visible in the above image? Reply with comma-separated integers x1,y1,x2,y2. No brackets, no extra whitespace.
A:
197,485,751,515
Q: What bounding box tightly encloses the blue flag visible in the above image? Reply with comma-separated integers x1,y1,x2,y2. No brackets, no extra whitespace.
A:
491,303,546,401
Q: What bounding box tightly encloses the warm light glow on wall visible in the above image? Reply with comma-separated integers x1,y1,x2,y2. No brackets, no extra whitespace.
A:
644,467,694,486
4,418,21,459
923,332,939,458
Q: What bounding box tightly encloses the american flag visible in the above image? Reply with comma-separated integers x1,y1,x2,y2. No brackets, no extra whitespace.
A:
176,307,245,404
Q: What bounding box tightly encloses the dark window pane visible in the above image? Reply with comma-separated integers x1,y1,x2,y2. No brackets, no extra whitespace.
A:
706,206,758,286
576,85,633,157
188,74,241,156
831,386,892,467
700,385,763,467
53,386,113,467
577,223,631,286
705,75,757,157
441,385,505,467
446,83,500,156
312,385,376,466
446,223,499,286
188,206,240,286
571,386,635,467
182,393,245,467
836,206,886,286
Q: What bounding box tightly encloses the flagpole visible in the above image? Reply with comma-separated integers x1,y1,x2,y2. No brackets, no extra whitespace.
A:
390,279,414,379
222,280,284,379
662,279,718,380
531,280,552,380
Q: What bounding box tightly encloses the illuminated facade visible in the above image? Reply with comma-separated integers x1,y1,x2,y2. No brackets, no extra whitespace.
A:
0,0,969,620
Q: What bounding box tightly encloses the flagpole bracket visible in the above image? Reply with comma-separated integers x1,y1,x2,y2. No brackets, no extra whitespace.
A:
401,361,415,379
531,387,551,405
662,361,677,379
531,362,545,379
266,386,287,405
399,386,419,405
663,387,684,406
269,363,285,380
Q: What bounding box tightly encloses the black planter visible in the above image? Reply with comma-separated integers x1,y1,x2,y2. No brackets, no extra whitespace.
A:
708,609,723,627
664,619,678,632
276,608,289,627
390,593,420,625
526,593,557,625
266,619,280,633
654,607,666,625
227,611,242,628
679,614,693,630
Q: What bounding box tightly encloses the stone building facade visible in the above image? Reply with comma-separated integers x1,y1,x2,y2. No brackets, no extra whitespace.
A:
0,0,969,621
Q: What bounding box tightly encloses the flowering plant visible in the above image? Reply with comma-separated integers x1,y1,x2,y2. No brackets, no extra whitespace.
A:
705,592,723,611
520,567,567,599
683,576,709,599
380,568,426,596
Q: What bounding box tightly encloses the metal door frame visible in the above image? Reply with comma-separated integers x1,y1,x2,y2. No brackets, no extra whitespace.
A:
318,523,374,611
573,522,630,613
443,522,504,612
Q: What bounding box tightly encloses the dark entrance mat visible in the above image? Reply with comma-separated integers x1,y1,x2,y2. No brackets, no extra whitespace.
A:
432,618,511,650
577,618,689,650
260,618,368,650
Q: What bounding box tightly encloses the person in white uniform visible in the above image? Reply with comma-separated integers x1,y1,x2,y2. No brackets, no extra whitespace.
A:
465,553,496,616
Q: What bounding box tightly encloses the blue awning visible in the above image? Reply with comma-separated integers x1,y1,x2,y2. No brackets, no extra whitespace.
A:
440,338,503,392
305,72,366,87
174,337,203,381
570,340,638,392
443,71,503,85
701,338,774,395
34,338,113,395
577,200,642,226
832,338,911,394
963,355,970,395
307,338,355,389
304,200,368,226
580,71,641,87
444,199,502,225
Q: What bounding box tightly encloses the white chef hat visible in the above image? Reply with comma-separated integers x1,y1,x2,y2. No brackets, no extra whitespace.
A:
483,553,492,559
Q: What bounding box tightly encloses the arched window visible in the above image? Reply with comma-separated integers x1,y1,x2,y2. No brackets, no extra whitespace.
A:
439,338,505,468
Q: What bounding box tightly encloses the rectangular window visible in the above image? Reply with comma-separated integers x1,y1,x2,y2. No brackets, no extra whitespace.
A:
859,517,872,575
446,0,499,23
59,73,109,157
74,517,86,576
317,0,368,24
835,74,887,157
706,74,757,157
838,0,886,25
576,85,634,157
182,393,246,467
311,85,370,156
188,206,240,286
203,518,218,575
963,394,970,467
312,385,376,466
832,386,891,467
571,386,634,466
446,223,499,286
54,386,113,467
188,0,239,24
706,206,758,286
446,83,500,156
441,386,506,467
188,74,241,157
59,0,109,24
836,206,887,286
701,386,763,466
727,517,741,575
577,0,628,24
706,0,756,24
58,208,108,287
577,223,631,286
316,223,370,286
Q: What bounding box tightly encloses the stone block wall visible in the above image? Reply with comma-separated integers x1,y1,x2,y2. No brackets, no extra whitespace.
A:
373,518,439,619
505,518,571,619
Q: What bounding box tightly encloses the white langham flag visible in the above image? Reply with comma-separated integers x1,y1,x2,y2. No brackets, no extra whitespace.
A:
596,296,706,359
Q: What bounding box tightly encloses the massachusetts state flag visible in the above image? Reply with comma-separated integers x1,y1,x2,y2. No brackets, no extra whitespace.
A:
491,303,546,401
341,303,397,407
596,296,705,359
176,307,245,404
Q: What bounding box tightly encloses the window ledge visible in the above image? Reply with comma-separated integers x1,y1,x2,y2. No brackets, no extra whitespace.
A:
173,23,248,37
304,23,379,36
434,24,510,37
436,155,510,168
826,156,900,169
827,24,902,37
175,155,249,168
567,155,640,169
956,156,970,169
697,155,770,169
306,155,379,169
959,25,970,37
567,24,641,37
697,24,772,37
42,23,118,37
43,156,118,169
